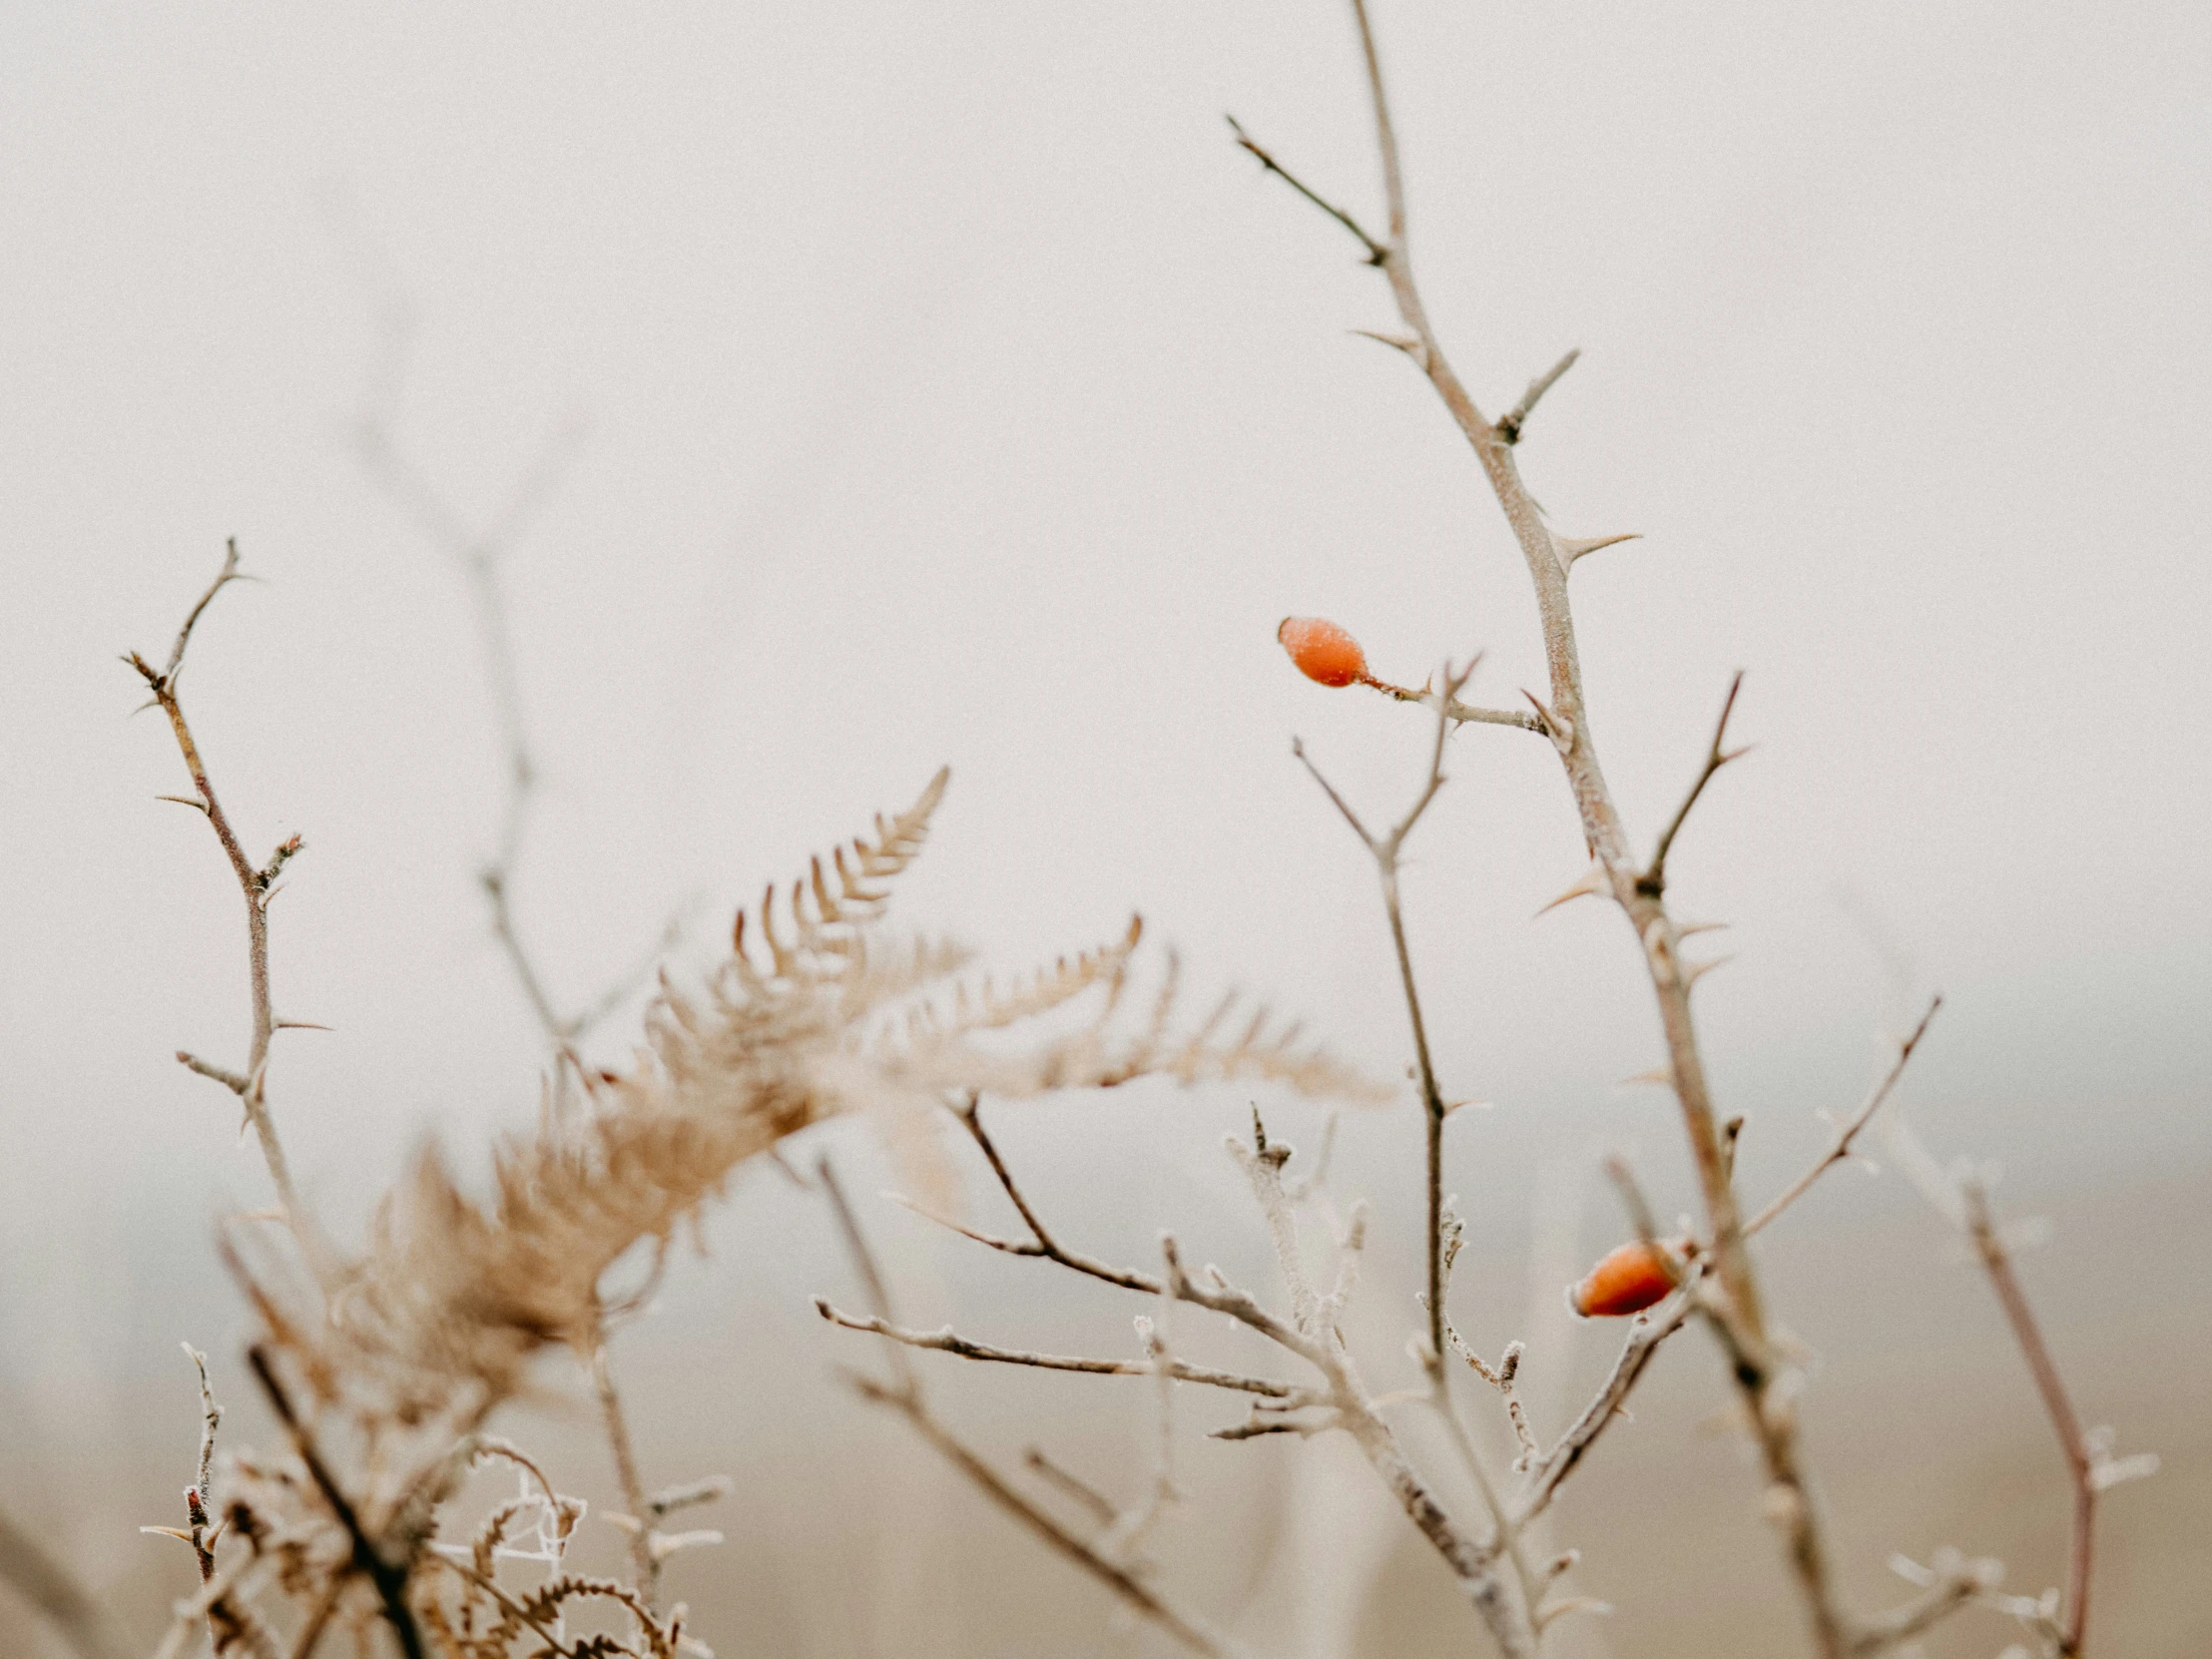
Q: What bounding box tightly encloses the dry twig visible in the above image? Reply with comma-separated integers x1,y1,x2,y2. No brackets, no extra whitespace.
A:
1962,1180,2096,1656
814,1157,1245,1658
126,544,310,1245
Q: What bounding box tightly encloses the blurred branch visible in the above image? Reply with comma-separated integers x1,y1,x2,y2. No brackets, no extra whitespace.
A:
1962,1180,2096,1656
588,1338,658,1607
1744,997,1941,1238
0,1507,134,1659
247,1347,424,1659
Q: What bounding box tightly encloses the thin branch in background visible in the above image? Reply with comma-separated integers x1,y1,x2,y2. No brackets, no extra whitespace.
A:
1848,1550,1994,1656
340,269,725,1621
589,1339,658,1606
126,543,316,1259
246,1347,425,1659
1744,996,1942,1238
813,1155,1244,1658
1024,1448,1119,1527
0,1506,135,1659
341,262,673,1073
1961,1180,2097,1656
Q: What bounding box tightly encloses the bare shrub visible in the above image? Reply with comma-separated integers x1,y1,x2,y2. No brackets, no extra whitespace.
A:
3,6,2156,1659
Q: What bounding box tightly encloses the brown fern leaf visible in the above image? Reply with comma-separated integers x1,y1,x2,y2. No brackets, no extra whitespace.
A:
305,764,1382,1423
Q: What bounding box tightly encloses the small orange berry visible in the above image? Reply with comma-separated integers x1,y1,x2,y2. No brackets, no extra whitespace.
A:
1567,1239,1680,1319
1277,616,1369,688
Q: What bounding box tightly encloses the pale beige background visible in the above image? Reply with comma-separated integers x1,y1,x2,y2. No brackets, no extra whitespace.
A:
3,1,2208,1654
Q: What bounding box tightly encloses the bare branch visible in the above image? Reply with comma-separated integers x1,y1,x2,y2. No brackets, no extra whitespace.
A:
1023,1448,1118,1527
1225,116,1386,264
949,1100,1165,1294
844,1373,1243,1657
128,545,309,1245
814,1157,1243,1658
1362,674,1548,735
1294,661,1472,1373
183,1346,223,1594
1962,1181,2097,1656
246,1347,424,1659
587,1339,658,1607
1849,1554,1992,1655
1744,996,1942,1238
814,1301,1314,1400
1494,348,1580,446
1245,4,1846,1643
1640,672,1748,900
1512,1299,1690,1528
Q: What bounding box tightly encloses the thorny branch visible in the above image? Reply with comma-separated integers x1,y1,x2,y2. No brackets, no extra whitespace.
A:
247,1347,426,1659
812,1156,1245,1659
1361,673,1550,736
1241,3,1845,1646
1494,348,1580,447
127,543,311,1246
869,1103,1538,1656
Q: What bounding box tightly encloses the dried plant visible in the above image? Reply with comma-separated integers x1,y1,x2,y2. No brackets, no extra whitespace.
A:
101,522,1379,1659
807,5,2156,1658
3,9,2155,1659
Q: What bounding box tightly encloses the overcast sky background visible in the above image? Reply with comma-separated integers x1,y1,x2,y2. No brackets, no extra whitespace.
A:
3,1,2209,1649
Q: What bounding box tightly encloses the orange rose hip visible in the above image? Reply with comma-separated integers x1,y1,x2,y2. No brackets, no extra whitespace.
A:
1567,1239,1680,1318
1277,616,1370,688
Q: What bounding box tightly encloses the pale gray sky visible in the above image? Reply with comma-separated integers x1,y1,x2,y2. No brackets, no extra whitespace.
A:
2,2,2208,1642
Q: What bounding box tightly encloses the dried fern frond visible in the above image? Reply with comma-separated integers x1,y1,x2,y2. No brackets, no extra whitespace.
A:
301,766,1381,1421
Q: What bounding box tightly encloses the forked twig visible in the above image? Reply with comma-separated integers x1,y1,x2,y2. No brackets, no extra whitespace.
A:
1246,3,1846,1645
1292,658,1473,1377
814,1157,1244,1658
1640,672,1748,900
127,544,312,1250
